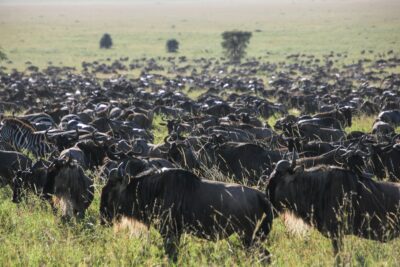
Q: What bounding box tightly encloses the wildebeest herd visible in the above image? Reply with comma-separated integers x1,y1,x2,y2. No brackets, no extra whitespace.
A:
1,52,400,261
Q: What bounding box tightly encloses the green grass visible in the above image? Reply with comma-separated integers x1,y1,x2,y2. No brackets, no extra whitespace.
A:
152,114,169,145
347,115,376,134
1,173,400,266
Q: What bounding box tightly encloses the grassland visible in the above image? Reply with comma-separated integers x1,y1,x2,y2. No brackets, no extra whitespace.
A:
0,0,400,70
1,0,400,265
2,184,399,266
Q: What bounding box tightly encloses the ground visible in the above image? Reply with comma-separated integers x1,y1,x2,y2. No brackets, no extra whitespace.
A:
0,0,400,265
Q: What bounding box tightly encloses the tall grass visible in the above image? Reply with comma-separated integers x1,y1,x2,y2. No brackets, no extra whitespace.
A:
1,165,400,266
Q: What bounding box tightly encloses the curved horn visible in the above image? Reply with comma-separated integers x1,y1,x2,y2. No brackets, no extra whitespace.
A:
340,149,355,159
355,149,372,157
164,135,171,146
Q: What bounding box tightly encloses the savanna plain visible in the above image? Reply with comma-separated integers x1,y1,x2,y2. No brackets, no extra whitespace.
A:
0,0,400,265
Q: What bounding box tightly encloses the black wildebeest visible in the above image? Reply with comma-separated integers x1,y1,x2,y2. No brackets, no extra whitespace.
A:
378,109,400,126
13,158,94,219
60,139,113,169
367,142,400,182
313,106,352,128
12,160,48,203
0,150,33,186
44,158,94,219
266,160,400,256
100,165,274,261
198,142,282,184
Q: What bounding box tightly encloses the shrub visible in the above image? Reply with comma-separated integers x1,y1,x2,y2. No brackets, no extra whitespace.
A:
100,33,113,49
166,39,179,53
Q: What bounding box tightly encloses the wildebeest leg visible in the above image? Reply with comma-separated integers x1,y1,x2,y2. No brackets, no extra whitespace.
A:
163,233,181,262
241,234,271,264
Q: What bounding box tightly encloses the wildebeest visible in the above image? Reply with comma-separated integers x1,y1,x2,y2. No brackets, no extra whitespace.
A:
378,109,400,126
266,160,400,256
60,139,113,169
44,158,94,219
12,160,48,203
198,141,283,184
13,158,94,219
100,166,273,261
0,150,33,186
313,106,352,128
367,142,400,182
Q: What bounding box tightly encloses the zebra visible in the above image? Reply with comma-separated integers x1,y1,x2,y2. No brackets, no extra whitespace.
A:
0,118,56,157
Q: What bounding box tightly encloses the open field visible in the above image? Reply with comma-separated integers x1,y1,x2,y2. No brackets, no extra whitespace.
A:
1,0,400,266
0,0,400,70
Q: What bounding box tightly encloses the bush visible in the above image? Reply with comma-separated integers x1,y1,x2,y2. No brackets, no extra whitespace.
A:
166,39,179,53
221,31,252,64
100,33,113,49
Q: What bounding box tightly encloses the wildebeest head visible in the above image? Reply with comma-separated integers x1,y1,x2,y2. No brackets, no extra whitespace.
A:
266,159,298,212
167,142,199,169
99,158,148,225
340,107,352,127
367,142,400,181
12,160,48,203
100,167,124,225
117,158,149,178
76,140,110,168
366,143,388,179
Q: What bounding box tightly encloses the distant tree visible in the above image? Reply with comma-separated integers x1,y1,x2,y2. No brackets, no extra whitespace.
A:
221,31,252,64
166,39,179,53
0,47,7,61
100,33,113,49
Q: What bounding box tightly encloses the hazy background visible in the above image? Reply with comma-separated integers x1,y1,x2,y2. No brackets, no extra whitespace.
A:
0,0,399,69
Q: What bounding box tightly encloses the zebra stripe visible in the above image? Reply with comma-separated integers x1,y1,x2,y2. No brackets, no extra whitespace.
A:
0,118,55,157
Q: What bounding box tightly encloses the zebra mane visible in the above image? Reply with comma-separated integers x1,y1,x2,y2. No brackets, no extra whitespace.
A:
1,117,36,133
